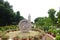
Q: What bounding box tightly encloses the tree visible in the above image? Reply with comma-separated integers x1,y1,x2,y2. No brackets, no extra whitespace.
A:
0,0,24,26
0,0,4,4
34,17,41,23
15,11,24,24
34,17,45,29
0,0,15,26
34,17,52,26
34,16,54,31
56,11,60,27
44,17,52,26
57,11,60,18
48,9,56,25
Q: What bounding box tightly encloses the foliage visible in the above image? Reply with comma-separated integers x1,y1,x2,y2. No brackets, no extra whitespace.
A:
34,17,52,31
48,26,57,33
0,25,18,31
44,17,52,26
57,11,60,27
0,0,24,26
48,29,53,33
55,35,60,40
57,29,60,34
43,26,50,32
48,9,57,25
34,17,45,27
57,11,60,18
0,0,4,4
52,29,57,35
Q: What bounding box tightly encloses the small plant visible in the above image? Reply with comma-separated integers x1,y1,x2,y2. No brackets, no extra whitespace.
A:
48,29,52,35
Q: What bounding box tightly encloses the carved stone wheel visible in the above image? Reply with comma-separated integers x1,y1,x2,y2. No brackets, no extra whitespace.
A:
18,19,32,33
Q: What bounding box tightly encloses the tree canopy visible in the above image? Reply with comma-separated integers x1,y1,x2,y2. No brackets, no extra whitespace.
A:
0,0,24,26
34,8,60,28
48,9,57,25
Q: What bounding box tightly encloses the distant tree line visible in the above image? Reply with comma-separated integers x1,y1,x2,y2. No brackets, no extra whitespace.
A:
0,0,24,26
34,8,60,28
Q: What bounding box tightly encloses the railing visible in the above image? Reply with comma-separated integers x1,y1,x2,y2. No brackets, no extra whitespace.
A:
32,28,55,40
45,34,55,40
0,28,55,40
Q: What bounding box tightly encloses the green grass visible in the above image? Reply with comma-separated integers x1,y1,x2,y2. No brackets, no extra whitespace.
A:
0,25,18,31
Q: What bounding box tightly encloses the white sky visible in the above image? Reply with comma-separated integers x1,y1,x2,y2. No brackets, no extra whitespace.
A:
4,0,60,22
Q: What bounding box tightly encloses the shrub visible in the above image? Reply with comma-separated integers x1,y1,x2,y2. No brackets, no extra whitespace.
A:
55,35,60,40
52,29,57,35
0,25,18,31
48,29,53,34
43,26,49,32
57,29,60,34
48,29,57,37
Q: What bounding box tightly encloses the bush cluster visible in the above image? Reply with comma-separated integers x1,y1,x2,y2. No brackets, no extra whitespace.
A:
0,25,18,31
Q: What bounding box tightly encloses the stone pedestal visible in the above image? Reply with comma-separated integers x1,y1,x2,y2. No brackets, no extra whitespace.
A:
6,31,40,40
